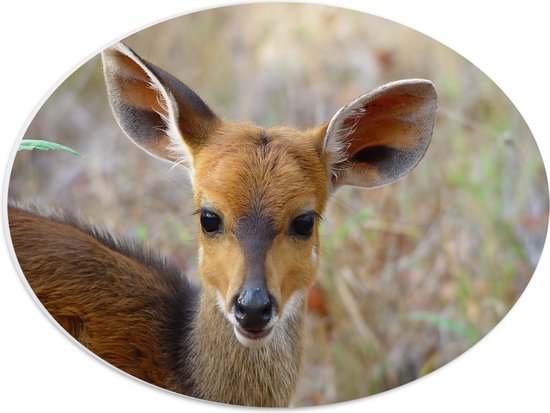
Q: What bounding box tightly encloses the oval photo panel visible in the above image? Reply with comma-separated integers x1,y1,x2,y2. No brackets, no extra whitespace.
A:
6,3,548,407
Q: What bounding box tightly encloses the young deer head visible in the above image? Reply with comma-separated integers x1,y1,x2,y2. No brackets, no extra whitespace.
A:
102,43,436,349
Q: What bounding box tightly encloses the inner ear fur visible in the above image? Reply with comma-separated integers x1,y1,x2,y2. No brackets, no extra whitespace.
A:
322,79,437,189
101,42,220,165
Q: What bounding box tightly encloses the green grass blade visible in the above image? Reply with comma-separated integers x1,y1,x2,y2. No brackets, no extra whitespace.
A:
18,139,84,158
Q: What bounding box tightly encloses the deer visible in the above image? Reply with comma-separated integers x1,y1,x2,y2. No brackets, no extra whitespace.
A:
8,42,437,407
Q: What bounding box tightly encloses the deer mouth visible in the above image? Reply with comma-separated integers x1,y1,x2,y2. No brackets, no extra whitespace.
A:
236,326,273,340
233,325,274,348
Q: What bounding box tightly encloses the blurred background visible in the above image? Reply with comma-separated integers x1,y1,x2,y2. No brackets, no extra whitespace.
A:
8,3,548,406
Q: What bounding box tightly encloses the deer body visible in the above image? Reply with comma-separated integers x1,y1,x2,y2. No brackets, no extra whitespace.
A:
9,207,303,406
9,43,437,407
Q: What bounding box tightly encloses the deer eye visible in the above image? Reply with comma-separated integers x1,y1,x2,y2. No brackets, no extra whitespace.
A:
290,213,315,238
200,210,222,234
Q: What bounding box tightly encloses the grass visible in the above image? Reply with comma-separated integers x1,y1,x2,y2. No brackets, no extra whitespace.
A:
18,139,83,158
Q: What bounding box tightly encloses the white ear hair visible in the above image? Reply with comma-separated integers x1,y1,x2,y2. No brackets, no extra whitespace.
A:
323,92,369,166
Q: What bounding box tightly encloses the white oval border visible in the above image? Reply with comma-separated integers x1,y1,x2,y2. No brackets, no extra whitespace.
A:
1,1,548,412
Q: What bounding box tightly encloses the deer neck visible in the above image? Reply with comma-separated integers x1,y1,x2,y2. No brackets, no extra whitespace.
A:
187,286,306,407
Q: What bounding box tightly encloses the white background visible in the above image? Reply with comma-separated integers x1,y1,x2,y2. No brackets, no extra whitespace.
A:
1,1,548,412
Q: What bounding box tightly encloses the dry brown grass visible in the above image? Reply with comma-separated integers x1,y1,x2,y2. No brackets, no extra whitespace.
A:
8,4,547,406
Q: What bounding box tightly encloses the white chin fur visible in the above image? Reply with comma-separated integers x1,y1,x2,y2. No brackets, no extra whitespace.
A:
233,326,275,349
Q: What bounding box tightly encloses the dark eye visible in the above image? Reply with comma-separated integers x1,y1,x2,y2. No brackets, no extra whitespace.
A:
200,210,222,234
290,213,315,238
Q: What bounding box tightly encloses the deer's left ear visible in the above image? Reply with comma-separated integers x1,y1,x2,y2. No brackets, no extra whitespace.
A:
319,79,437,190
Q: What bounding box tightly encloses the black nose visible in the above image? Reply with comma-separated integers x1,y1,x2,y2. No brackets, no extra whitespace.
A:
233,288,274,331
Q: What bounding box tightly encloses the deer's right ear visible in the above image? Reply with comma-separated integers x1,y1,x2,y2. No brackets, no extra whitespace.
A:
101,42,220,166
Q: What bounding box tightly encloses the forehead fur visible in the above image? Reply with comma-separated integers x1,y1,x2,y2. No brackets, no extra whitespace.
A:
193,122,328,225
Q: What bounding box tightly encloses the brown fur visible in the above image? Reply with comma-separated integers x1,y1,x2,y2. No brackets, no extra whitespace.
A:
9,206,304,406
8,42,436,407
194,122,328,310
8,207,188,387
